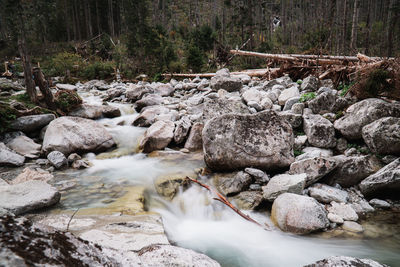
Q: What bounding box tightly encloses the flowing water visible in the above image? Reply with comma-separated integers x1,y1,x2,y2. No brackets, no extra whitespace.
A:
48,93,400,267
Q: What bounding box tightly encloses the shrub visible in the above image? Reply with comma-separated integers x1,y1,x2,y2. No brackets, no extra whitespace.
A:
54,90,82,113
186,45,205,73
81,61,116,80
44,52,83,77
299,92,316,102
0,103,17,133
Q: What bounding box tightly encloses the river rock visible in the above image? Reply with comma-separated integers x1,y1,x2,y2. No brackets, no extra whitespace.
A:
173,116,192,144
9,114,56,133
154,83,174,96
11,167,53,185
232,191,263,210
5,135,41,159
303,114,336,148
359,158,400,198
300,75,319,91
139,120,175,153
135,94,163,111
334,98,400,140
218,171,252,196
56,83,77,90
327,213,344,224
126,84,153,102
324,155,382,187
342,221,363,233
308,184,349,203
202,97,249,122
47,151,68,169
155,176,186,199
305,256,388,267
308,91,337,114
262,173,306,201
244,167,269,184
278,86,300,105
42,116,115,155
203,110,294,171
271,193,329,234
296,147,333,160
289,157,337,186
0,180,60,215
369,199,391,209
362,117,400,155
68,104,103,119
0,142,25,167
280,111,303,128
133,106,170,127
105,87,124,100
210,71,242,92
102,105,121,118
184,122,203,151
327,202,358,221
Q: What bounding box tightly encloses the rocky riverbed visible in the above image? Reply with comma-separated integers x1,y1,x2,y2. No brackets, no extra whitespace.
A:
0,70,399,266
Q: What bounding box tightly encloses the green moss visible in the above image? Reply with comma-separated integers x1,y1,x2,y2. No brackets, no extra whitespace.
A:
54,90,82,113
294,149,304,157
299,92,316,103
0,103,17,133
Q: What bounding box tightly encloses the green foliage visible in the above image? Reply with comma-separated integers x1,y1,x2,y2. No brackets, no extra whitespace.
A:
0,103,17,133
338,82,354,97
81,61,116,80
294,150,304,157
299,92,316,103
54,90,82,113
347,143,370,154
335,110,344,119
297,80,303,85
43,52,83,77
189,25,216,52
186,45,205,72
294,130,305,136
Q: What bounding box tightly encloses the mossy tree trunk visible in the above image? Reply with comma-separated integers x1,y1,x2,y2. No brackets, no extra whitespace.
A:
18,27,37,104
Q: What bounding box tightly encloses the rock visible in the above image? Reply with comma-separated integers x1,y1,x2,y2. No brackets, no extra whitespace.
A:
184,123,203,151
334,98,400,140
305,256,387,267
139,120,175,153
296,147,333,161
271,193,329,234
155,176,186,199
294,135,307,150
0,142,25,167
0,181,60,215
262,173,306,201
0,78,24,91
278,86,300,105
47,151,68,169
342,221,363,233
347,188,375,215
42,116,115,155
325,155,382,187
300,75,319,91
308,91,337,114
72,159,90,169
202,97,249,122
308,184,349,203
135,94,163,111
133,106,170,127
359,158,400,198
9,114,56,133
327,202,358,221
68,104,103,119
5,135,41,159
303,114,336,148
210,73,242,92
203,110,294,171
11,167,53,185
154,83,174,96
218,171,252,196
102,105,121,118
105,87,124,100
173,116,192,144
289,157,337,186
327,213,344,224
244,167,269,184
283,96,300,111
362,117,400,155
56,83,77,90
369,198,391,209
242,88,261,104
126,84,154,102
291,103,305,114
261,97,273,110
335,138,348,153
232,191,263,210
280,111,303,128
67,153,81,163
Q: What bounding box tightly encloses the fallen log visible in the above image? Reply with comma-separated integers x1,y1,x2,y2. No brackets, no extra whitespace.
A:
162,68,279,79
185,176,270,230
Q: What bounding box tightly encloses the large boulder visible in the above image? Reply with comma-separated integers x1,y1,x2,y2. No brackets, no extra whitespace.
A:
202,110,294,171
210,70,242,92
0,180,60,215
139,120,175,153
9,114,55,133
271,193,329,234
217,171,252,196
308,184,349,204
359,158,400,198
11,167,53,185
68,104,103,119
262,173,306,201
135,94,163,111
304,256,389,267
278,86,300,105
126,84,153,102
42,116,115,155
303,114,336,148
334,98,400,140
0,142,25,167
133,106,170,127
289,157,337,186
300,75,320,92
326,202,358,221
47,151,68,169
308,91,337,114
202,97,249,122
184,122,203,151
153,83,175,96
362,117,400,155
4,134,41,159
173,116,192,144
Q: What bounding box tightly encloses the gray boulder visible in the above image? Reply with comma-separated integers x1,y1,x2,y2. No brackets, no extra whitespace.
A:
334,98,400,140
303,114,336,148
153,83,174,96
173,116,192,144
304,256,388,267
42,116,115,155
300,75,320,92
202,97,249,122
9,114,55,133
244,167,269,184
68,104,103,119
0,142,25,167
202,110,294,171
262,173,306,201
278,86,300,105
327,202,358,221
308,91,336,114
210,71,242,92
102,105,121,118
296,147,333,161
47,151,68,169
0,180,60,215
218,171,252,196
308,184,349,203
184,122,203,151
139,120,175,153
126,84,153,102
135,94,163,111
280,111,303,128
133,106,170,127
359,158,400,198
5,135,41,159
271,193,329,234
289,157,337,186
362,117,400,155
232,191,263,210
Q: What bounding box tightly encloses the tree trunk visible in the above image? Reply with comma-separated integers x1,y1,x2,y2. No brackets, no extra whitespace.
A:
386,0,395,57
18,33,37,104
32,68,56,110
342,0,348,54
350,0,359,52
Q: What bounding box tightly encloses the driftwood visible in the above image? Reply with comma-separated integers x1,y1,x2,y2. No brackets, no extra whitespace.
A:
185,176,270,230
33,67,57,110
163,68,279,79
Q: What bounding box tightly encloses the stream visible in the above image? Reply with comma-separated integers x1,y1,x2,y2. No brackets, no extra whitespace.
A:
46,91,400,267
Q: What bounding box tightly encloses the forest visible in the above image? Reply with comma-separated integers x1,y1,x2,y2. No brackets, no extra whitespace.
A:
0,0,399,80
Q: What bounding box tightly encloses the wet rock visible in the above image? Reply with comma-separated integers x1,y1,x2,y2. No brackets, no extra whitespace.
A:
56,83,77,90
210,70,242,92
308,184,349,203
289,157,337,186
203,110,294,171
102,105,121,118
69,104,103,119
278,86,300,105
47,151,68,169
262,173,306,201
218,171,252,196
11,167,53,185
67,153,81,163
105,87,124,100
133,106,170,127
135,94,163,111
173,116,192,144
362,117,400,155
139,120,175,153
244,167,269,184
296,147,333,161
308,91,336,114
324,155,382,187
305,256,387,267
202,97,249,122
271,193,329,234
126,84,153,102
369,198,391,209
4,134,41,159
327,213,344,224
347,188,375,215
155,176,186,199
334,98,400,140
0,180,60,215
153,83,174,96
42,116,115,155
232,191,263,210
342,221,363,233
184,122,203,151
303,114,336,148
300,75,319,92
327,202,358,221
0,78,24,91
9,114,56,133
0,142,25,167
72,159,90,169
359,158,400,198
